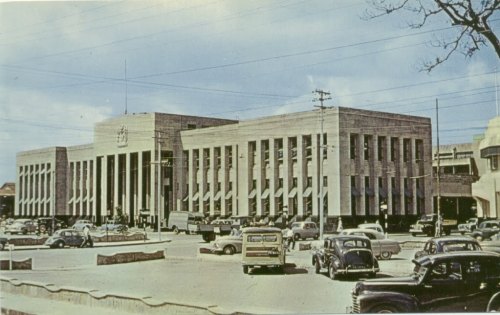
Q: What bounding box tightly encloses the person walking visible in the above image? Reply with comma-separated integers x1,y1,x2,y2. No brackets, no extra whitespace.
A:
81,225,93,248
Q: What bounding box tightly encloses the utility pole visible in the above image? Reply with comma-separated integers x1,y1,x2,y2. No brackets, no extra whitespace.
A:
435,99,441,237
313,89,332,240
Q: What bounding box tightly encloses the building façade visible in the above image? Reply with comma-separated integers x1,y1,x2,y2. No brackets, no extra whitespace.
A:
15,107,432,230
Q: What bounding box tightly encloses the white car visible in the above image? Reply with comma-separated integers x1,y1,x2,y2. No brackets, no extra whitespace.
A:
340,228,401,260
72,220,95,231
358,223,384,234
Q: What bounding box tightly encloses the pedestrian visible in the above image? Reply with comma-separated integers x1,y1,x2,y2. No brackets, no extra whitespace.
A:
286,227,295,251
81,225,93,248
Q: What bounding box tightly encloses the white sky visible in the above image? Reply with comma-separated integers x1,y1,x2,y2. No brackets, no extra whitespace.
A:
0,0,499,183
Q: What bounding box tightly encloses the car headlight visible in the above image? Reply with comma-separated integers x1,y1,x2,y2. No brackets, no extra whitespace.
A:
214,243,220,248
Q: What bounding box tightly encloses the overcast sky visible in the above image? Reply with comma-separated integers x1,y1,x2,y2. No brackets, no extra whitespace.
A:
1,0,499,184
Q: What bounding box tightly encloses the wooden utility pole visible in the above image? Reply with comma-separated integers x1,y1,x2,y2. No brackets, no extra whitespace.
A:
313,89,332,240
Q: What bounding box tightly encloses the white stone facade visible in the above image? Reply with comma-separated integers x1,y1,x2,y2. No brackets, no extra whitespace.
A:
15,108,433,227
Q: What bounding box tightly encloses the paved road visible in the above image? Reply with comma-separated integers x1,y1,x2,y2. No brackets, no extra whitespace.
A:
0,232,425,314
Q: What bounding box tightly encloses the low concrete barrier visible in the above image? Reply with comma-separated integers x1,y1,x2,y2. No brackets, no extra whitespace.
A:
97,250,165,265
7,237,47,246
93,232,147,243
0,258,32,270
0,277,219,315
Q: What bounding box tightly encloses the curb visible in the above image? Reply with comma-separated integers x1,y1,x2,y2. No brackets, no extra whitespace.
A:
3,239,171,251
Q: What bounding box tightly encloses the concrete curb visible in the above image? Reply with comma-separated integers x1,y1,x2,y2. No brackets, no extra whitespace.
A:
0,276,233,315
4,239,171,251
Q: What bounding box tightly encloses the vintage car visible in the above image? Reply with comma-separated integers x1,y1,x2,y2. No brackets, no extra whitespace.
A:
72,219,95,231
458,217,480,234
291,221,319,240
4,219,37,235
212,232,243,255
37,217,67,234
409,214,457,237
99,220,128,232
358,223,384,234
312,235,379,280
350,251,500,313
414,236,482,259
241,227,285,274
471,220,500,241
340,228,401,260
0,237,8,250
44,228,92,248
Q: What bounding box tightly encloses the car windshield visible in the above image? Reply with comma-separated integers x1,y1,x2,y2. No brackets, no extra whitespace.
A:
338,239,370,249
467,219,476,224
291,223,300,228
421,214,434,221
52,230,62,236
442,241,480,252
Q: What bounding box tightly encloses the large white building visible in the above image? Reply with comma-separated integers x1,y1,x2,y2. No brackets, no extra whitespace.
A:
15,107,433,229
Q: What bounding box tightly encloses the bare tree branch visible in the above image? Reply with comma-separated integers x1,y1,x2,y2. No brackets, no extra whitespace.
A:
364,0,500,71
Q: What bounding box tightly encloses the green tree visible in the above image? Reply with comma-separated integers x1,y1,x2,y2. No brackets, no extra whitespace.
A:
365,0,500,72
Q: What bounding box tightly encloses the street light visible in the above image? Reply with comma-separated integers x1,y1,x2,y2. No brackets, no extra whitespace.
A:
380,203,388,238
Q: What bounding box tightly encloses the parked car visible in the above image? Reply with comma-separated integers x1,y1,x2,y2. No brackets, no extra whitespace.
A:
4,219,37,235
458,217,480,234
340,228,401,260
37,217,67,234
241,227,285,274
291,221,319,240
0,237,8,250
72,220,95,231
409,214,457,236
44,228,91,248
212,233,243,255
350,251,500,313
312,235,379,280
414,236,482,259
358,223,384,234
471,220,500,241
99,220,128,232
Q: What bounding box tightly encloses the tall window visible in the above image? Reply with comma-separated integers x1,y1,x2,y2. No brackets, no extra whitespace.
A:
415,139,424,162
350,134,358,159
364,135,372,160
378,136,386,161
403,139,411,162
391,137,399,162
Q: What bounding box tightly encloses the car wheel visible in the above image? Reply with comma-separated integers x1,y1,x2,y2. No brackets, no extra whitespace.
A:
243,265,249,274
369,304,399,313
173,226,179,234
328,262,337,280
223,245,235,255
0,242,5,251
56,241,65,248
294,234,300,241
39,225,47,234
475,235,483,242
380,251,392,260
315,259,321,274
22,229,28,235
276,265,285,274
313,234,319,240
460,232,465,235
411,233,417,237
487,291,500,312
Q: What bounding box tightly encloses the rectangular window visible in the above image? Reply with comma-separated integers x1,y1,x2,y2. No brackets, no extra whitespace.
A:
415,139,424,161
491,156,498,170
364,135,372,161
350,134,358,159
378,136,385,161
403,138,411,162
391,137,399,162
323,176,328,187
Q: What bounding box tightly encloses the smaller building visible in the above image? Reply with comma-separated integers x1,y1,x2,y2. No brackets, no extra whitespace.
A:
0,182,15,218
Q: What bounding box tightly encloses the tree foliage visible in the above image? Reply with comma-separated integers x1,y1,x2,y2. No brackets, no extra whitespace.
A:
364,0,500,72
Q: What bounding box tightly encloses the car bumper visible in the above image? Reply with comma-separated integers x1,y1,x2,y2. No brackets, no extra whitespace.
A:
338,267,379,275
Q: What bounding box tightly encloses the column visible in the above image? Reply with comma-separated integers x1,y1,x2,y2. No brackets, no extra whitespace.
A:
150,149,156,221
209,147,215,216
138,152,143,211
126,153,131,219
102,156,108,219
312,134,319,217
297,136,304,217
188,149,194,212
256,141,262,216
269,139,276,216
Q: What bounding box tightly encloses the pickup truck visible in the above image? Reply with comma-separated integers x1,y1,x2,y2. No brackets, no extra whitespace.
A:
198,219,234,242
409,214,457,237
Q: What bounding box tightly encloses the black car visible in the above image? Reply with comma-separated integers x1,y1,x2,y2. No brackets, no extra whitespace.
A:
471,220,500,241
312,235,379,280
414,236,482,259
0,237,8,250
350,251,500,313
44,228,92,248
37,217,67,234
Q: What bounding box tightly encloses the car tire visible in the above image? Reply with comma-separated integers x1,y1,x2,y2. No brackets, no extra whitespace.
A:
487,291,500,312
328,262,337,280
314,234,319,240
173,226,179,234
460,232,465,235
475,235,483,242
315,259,321,274
294,234,300,241
0,242,5,251
380,251,392,260
369,304,399,313
56,241,65,248
223,245,235,255
243,265,249,274
411,233,417,237
22,229,28,235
